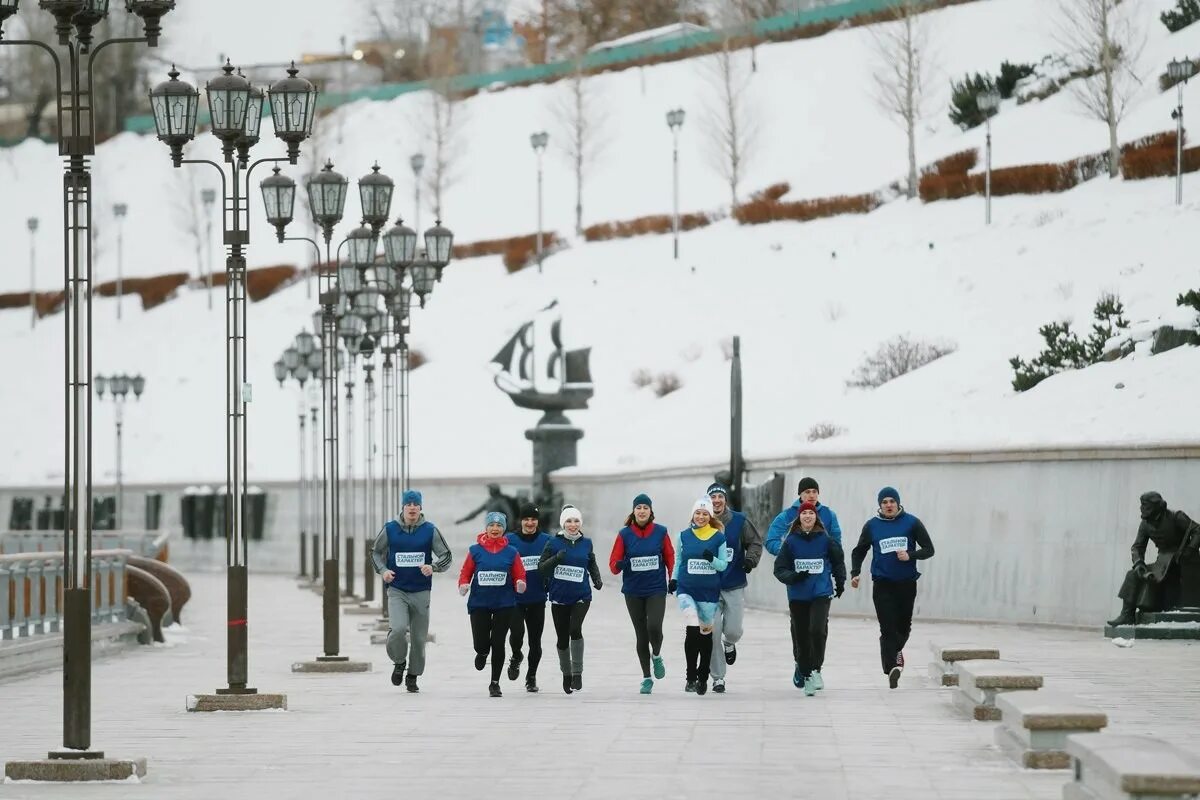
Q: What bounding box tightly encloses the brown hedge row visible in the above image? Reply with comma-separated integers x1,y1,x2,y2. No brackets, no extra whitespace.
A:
94,273,190,309
209,265,299,301
583,213,713,241
733,192,880,225
922,149,978,177
502,232,562,272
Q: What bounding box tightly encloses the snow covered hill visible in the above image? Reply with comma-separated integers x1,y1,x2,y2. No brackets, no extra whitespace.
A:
2,0,1200,486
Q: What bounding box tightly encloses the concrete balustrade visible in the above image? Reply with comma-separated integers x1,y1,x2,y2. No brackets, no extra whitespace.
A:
1,549,133,640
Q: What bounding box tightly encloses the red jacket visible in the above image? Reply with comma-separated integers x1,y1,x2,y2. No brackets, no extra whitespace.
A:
459,532,527,587
609,522,675,574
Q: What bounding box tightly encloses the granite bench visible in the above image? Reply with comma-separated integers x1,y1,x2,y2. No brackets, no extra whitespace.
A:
928,642,1000,686
1063,733,1200,799
993,690,1107,768
952,659,1043,721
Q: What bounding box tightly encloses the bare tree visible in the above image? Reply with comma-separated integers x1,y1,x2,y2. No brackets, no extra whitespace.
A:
1,7,58,139
1054,0,1144,178
868,0,935,200
702,38,758,208
553,55,607,235
419,45,466,221
173,169,206,282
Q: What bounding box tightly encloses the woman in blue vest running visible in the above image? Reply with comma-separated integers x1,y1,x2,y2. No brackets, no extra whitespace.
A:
609,493,675,694
773,501,846,696
458,511,528,697
670,497,728,695
538,504,603,694
505,503,551,692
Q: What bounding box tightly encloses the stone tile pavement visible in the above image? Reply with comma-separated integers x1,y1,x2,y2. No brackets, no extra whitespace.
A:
1,571,1197,799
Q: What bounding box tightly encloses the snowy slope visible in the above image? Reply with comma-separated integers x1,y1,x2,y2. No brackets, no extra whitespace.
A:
2,0,1200,486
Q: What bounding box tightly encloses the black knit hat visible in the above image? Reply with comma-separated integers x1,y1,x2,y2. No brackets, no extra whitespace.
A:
518,503,540,520
797,477,819,495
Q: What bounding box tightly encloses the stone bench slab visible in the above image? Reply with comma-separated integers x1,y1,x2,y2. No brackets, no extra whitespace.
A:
997,689,1108,731
958,659,1043,690
928,642,1000,686
1066,733,1200,797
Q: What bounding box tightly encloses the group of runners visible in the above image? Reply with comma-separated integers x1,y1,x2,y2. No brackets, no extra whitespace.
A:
371,478,935,698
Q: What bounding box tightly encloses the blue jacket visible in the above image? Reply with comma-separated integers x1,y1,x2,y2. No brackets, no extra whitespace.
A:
773,529,846,602
849,510,935,582
766,500,841,554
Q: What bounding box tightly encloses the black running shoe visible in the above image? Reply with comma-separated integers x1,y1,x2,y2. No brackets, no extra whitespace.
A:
507,656,521,681
391,664,405,686
489,682,502,698
723,642,737,665
562,675,573,694
405,674,419,693
474,653,487,671
696,678,708,696
526,678,539,693
712,679,726,694
888,666,902,689
685,680,697,693
571,674,582,691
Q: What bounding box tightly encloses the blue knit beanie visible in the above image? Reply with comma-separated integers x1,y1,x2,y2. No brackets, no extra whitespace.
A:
485,511,507,529
632,493,653,509
706,483,728,498
402,489,423,508
877,486,900,506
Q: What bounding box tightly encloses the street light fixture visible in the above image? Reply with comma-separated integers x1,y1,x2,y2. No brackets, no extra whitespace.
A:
530,131,549,273
666,108,685,259
977,89,1001,225
27,217,37,329
424,219,454,280
410,153,425,232
1168,58,1195,206
95,373,144,533
148,58,318,709
0,0,176,773
113,202,127,319
358,163,395,233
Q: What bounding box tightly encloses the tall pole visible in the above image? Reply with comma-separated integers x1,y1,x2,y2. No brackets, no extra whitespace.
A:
985,115,993,225
411,154,424,234
672,126,680,259
362,363,375,603
400,337,410,493
113,203,126,321
202,189,216,310
114,398,123,530
298,404,307,578
1176,80,1185,207
28,217,38,329
310,401,320,582
530,132,548,273
318,240,344,660
343,374,356,597
729,335,744,512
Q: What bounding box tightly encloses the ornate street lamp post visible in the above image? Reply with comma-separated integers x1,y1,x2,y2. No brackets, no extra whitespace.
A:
666,108,685,260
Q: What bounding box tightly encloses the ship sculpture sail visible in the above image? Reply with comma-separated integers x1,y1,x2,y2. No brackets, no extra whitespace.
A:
490,302,593,415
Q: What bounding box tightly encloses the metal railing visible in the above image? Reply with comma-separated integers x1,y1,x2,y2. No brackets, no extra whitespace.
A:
0,530,169,560
0,549,132,641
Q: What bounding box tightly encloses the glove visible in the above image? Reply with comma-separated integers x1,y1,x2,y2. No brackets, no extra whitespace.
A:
668,578,678,594
835,580,845,598
790,571,810,585
615,560,628,572
701,550,714,562
742,562,753,574
458,584,469,596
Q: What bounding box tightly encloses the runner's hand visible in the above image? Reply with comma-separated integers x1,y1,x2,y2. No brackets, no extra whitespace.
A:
896,551,911,562
516,579,527,593
382,570,396,583
420,564,434,576
701,550,714,562
668,578,678,594
458,584,469,596
850,576,860,589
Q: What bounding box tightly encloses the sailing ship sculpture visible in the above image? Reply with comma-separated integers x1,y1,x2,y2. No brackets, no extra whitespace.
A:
490,302,593,528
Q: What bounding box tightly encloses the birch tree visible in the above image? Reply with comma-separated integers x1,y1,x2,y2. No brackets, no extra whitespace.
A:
1054,0,1144,178
420,45,466,220
702,38,758,208
869,0,935,200
553,58,607,235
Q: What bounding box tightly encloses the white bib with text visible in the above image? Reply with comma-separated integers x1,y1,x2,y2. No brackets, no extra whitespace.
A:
687,558,716,575
794,558,824,574
521,555,541,572
629,556,659,572
394,551,425,568
476,570,506,587
554,565,586,583
879,536,908,555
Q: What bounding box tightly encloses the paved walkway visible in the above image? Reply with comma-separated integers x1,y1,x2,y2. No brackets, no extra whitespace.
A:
1,572,1198,799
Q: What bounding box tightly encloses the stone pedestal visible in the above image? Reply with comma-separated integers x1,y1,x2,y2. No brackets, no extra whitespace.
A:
526,421,584,478
343,604,382,616
1105,608,1200,640
291,655,371,673
186,691,287,712
5,751,147,782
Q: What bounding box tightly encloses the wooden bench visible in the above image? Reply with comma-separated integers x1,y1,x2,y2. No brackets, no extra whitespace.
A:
928,642,1000,686
1063,733,1200,799
952,659,1043,721
992,690,1107,768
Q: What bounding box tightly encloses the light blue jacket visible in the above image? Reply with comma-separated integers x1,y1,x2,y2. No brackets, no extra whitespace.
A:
765,500,842,555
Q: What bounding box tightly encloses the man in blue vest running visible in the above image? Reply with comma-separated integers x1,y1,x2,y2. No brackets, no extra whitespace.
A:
766,477,842,556
371,489,454,691
706,482,763,693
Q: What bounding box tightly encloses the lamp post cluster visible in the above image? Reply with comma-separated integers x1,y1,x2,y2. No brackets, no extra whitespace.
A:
262,157,453,665
1168,57,1195,207
0,0,177,768
145,57,319,703
274,331,320,579
94,373,144,532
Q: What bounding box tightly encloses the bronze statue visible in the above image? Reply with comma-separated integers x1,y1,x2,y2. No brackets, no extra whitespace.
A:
1107,491,1200,626
456,483,520,531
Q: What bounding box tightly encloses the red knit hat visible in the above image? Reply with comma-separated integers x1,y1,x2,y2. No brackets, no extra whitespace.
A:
798,501,818,514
